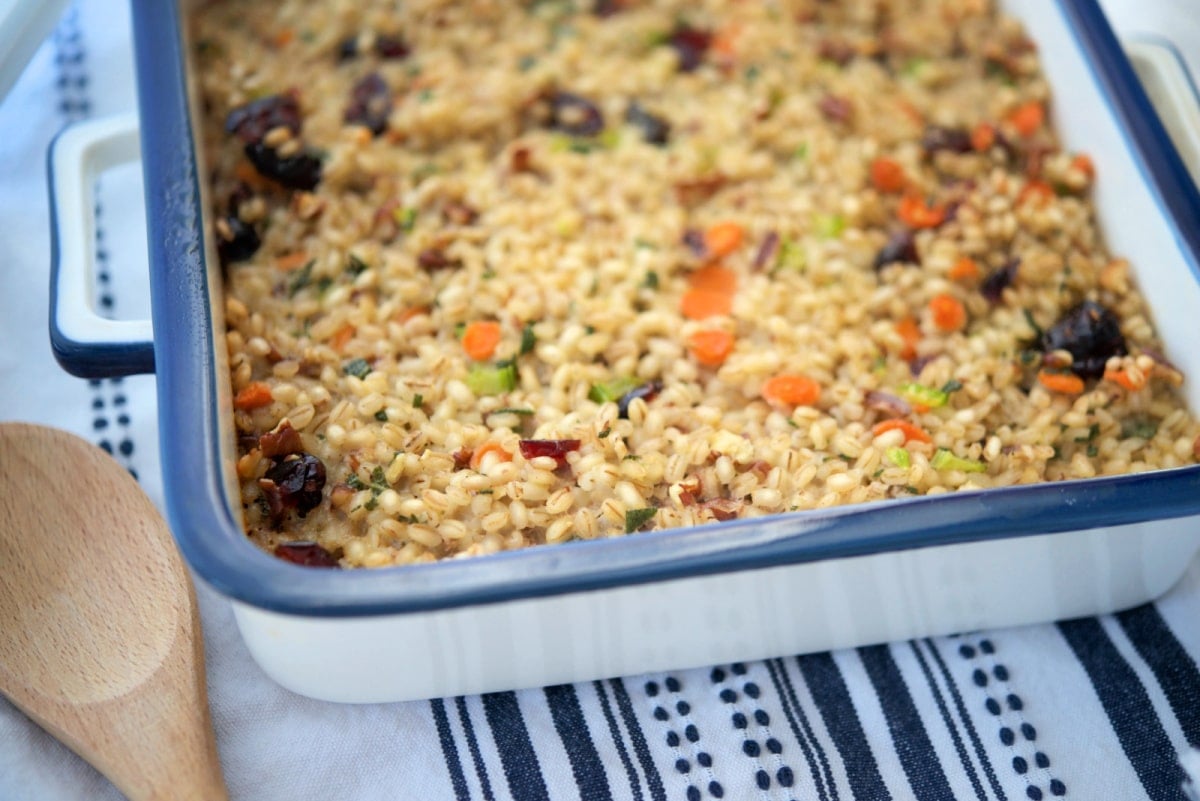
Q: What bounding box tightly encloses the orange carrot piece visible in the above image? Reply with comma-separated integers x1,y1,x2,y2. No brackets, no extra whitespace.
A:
971,122,996,152
275,252,310,271
1018,179,1055,207
688,329,735,366
470,441,513,471
897,195,946,229
948,256,981,281
394,305,430,324
462,320,502,361
681,289,732,320
761,373,821,407
872,419,932,444
1008,100,1045,137
688,264,738,293
1037,370,1085,395
929,293,967,332
331,323,356,352
1103,368,1146,392
1071,153,1095,180
712,23,741,60
274,28,295,47
703,222,745,259
234,381,274,411
870,157,907,194
895,316,921,361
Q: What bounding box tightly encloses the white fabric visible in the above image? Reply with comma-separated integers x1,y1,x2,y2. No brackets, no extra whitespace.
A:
2,3,1199,800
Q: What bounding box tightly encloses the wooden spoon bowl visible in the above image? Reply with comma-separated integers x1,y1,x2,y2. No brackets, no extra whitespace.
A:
0,423,228,801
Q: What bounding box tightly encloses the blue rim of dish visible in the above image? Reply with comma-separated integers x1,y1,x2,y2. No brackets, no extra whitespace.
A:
130,0,1200,617
46,128,157,379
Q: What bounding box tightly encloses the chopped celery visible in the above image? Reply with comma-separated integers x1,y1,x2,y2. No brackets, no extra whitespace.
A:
467,360,518,395
885,447,911,468
930,449,986,473
589,376,641,404
899,382,949,408
813,213,845,239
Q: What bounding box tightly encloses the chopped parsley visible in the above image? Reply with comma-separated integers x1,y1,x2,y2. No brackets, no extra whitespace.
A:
344,358,372,379
625,507,657,533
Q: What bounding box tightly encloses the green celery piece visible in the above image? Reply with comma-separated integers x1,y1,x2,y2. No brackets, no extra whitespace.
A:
930,449,986,473
899,382,949,408
885,447,911,468
589,376,640,404
466,361,518,395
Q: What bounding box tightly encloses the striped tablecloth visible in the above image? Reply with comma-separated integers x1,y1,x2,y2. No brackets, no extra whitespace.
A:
2,2,1198,799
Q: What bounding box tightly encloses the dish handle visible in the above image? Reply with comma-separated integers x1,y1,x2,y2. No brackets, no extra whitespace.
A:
1124,37,1200,188
47,112,155,378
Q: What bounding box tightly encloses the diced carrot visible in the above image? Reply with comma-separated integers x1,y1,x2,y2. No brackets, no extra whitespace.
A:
1008,100,1045,137
469,441,513,471
1103,367,1146,392
897,194,946,229
712,23,741,60
948,256,981,282
275,252,310,271
871,419,932,444
234,381,274,411
870,157,907,194
896,316,921,361
393,305,430,324
971,122,996,152
688,264,738,294
896,99,925,127
929,293,967,332
703,222,745,259
331,323,355,352
761,373,821,407
688,329,735,366
462,320,502,361
1017,179,1055,206
274,28,295,47
1071,153,1095,180
681,288,733,320
1037,369,1085,395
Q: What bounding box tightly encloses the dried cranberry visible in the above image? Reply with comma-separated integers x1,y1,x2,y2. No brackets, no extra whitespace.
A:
259,453,326,519
873,230,918,271
617,380,662,419
336,36,361,61
345,72,392,136
818,38,856,66
274,541,340,568
593,0,626,16
981,258,1019,304
519,439,581,469
751,231,780,272
443,200,479,225
244,142,323,190
547,92,605,137
681,228,707,258
374,34,410,60
921,125,973,155
1040,300,1127,379
417,246,460,272
216,214,261,265
818,95,853,124
668,24,712,72
626,102,670,146
225,93,303,144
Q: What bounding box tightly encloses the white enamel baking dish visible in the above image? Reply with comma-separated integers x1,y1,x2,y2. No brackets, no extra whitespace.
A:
47,0,1200,702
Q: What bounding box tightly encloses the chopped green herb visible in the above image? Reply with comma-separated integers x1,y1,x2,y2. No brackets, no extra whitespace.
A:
477,489,494,495
634,238,658,251
775,238,806,272
901,57,929,78
364,496,379,511
519,323,537,356
482,267,497,279
1022,308,1043,339
794,142,809,161
454,322,467,338
375,410,388,422
930,449,987,473
467,361,518,395
370,466,386,485
1075,423,1100,443
344,358,372,379
346,474,366,491
412,394,424,408
493,407,535,416
744,64,761,81
346,254,369,276
1121,417,1159,440
940,379,963,394
394,206,418,231
287,260,316,297
598,427,612,439
518,54,538,72
902,485,920,494
417,88,434,103
625,507,657,533
1087,444,1099,457
886,446,911,468
589,376,641,404
642,271,660,290
316,276,334,295
899,382,950,408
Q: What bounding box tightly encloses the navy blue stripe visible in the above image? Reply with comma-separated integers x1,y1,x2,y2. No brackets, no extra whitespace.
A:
609,679,668,801
545,684,615,801
1116,604,1200,748
1058,617,1187,801
456,696,497,801
431,699,472,801
857,644,956,801
481,692,551,801
797,653,893,801
594,680,646,801
923,640,1007,801
766,658,833,800
909,642,988,801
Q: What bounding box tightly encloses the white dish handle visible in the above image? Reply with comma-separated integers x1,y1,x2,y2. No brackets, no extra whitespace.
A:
48,112,155,377
1125,37,1200,187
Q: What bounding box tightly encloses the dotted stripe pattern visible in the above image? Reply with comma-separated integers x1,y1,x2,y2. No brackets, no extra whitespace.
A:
54,5,139,479
716,662,800,799
956,637,1066,800
645,675,724,801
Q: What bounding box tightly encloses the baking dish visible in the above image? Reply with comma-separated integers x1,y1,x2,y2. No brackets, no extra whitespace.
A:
47,0,1200,703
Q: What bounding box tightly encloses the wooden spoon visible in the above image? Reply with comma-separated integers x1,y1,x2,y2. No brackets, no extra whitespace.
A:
0,423,228,801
